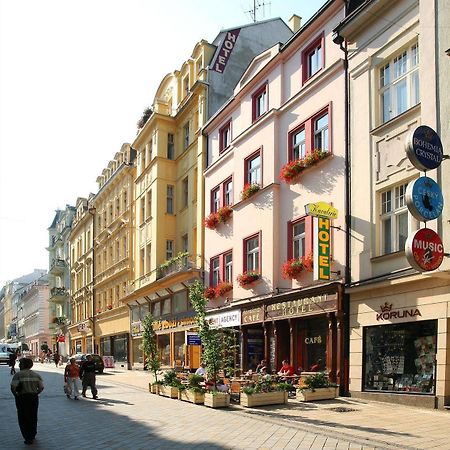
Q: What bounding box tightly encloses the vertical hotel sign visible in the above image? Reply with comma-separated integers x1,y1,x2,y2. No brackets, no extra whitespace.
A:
212,29,241,73
313,217,331,280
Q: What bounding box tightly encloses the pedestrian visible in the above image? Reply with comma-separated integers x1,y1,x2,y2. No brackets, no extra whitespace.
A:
64,357,81,400
80,354,98,399
53,351,60,367
9,350,18,375
10,357,44,445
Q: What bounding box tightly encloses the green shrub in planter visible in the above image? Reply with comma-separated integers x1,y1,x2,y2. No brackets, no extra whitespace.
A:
300,372,337,392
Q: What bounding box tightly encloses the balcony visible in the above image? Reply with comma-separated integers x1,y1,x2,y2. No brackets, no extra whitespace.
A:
49,258,66,275
156,254,194,280
49,287,69,303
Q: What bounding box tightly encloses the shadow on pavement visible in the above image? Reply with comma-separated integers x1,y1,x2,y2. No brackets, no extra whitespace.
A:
0,366,227,450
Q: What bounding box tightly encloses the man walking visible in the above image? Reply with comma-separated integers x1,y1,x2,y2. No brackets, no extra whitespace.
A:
8,350,18,374
10,358,44,445
64,357,80,400
80,354,98,399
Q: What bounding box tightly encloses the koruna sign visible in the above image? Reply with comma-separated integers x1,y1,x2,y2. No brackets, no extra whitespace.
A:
406,177,444,221
405,125,443,171
405,228,444,272
211,29,241,73
376,302,421,321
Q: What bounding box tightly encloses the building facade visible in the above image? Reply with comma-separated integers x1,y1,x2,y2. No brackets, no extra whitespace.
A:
91,144,136,367
123,19,294,370
68,196,95,355
47,206,76,356
203,0,347,386
335,0,450,408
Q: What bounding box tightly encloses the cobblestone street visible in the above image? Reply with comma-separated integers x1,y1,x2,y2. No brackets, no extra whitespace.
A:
1,364,450,450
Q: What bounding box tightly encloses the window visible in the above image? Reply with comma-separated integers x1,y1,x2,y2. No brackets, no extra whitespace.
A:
167,133,175,160
288,107,330,162
123,190,128,210
140,248,145,276
288,216,313,259
182,234,188,253
302,34,324,82
209,250,233,287
173,291,188,313
115,198,120,217
123,236,127,257
380,43,419,123
252,83,268,122
182,177,189,208
380,183,409,254
211,187,220,213
146,190,152,220
183,76,189,97
146,243,151,274
140,197,145,225
244,234,260,272
116,241,120,261
245,152,261,186
210,176,233,214
141,148,146,170
147,140,153,162
167,185,174,214
219,121,231,152
293,221,306,259
224,179,233,206
184,122,190,149
166,240,174,260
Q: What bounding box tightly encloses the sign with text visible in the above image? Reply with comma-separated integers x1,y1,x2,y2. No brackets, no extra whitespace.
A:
242,306,264,324
265,294,337,321
186,332,201,345
206,309,241,329
153,314,197,333
405,228,444,272
405,125,443,171
406,177,443,221
211,29,241,73
313,217,331,281
305,202,338,219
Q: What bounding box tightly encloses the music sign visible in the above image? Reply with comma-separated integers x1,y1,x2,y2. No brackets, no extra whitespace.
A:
405,228,444,272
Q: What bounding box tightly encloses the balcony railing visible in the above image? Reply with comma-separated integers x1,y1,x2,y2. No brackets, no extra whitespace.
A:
50,287,68,298
50,258,66,274
156,254,193,280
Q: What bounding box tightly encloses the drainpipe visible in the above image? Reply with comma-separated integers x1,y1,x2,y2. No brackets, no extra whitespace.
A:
88,206,96,354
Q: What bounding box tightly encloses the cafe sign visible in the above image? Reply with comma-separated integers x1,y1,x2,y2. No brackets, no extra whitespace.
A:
266,294,337,321
206,309,241,329
406,177,443,221
242,306,264,324
405,228,444,272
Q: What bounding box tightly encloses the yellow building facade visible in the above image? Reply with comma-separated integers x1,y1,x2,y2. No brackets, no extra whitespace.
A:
91,144,136,368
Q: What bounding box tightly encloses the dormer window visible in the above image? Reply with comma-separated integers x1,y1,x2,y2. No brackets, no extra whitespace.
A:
183,76,189,97
302,34,324,83
219,121,231,153
252,83,268,122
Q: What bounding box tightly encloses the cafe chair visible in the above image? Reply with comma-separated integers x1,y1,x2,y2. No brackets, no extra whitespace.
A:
230,382,241,403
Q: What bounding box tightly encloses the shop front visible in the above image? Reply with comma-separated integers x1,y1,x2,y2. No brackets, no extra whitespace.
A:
68,321,93,355
240,282,345,385
348,275,450,409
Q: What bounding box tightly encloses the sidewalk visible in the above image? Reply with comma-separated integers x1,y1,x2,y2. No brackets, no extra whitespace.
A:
107,367,450,450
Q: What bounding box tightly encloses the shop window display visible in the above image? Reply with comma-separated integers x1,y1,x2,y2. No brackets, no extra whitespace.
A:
364,320,436,394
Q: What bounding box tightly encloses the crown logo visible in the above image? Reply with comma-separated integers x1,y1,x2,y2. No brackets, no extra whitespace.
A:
380,302,392,313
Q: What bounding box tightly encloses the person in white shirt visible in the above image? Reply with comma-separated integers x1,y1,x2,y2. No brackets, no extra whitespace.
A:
195,362,206,377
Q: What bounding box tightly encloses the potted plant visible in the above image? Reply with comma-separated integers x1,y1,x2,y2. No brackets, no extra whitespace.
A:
215,281,233,298
297,372,338,402
189,281,231,408
240,183,260,201
237,271,260,287
178,374,205,404
217,205,232,223
107,304,113,310
142,313,161,394
279,149,330,183
159,370,182,398
204,212,220,230
240,375,289,407
203,287,217,300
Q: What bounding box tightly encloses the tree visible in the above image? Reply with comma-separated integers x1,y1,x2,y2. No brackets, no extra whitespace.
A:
142,313,161,382
189,280,224,389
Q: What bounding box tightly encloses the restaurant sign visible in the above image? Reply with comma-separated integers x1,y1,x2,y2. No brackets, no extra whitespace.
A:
153,314,197,333
266,294,337,321
242,306,264,324
405,228,444,272
206,309,241,329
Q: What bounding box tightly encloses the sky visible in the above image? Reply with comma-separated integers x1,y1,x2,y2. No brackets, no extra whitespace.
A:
0,0,327,287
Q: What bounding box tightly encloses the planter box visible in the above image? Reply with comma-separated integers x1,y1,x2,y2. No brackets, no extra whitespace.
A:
296,387,338,402
179,389,205,404
158,385,179,398
149,383,160,394
204,392,230,408
240,391,288,407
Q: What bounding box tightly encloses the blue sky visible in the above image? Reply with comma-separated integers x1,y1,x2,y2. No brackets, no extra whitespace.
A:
0,0,327,286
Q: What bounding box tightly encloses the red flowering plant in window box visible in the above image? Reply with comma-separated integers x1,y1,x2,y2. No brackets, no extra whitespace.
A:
240,183,260,201
282,254,313,279
96,308,102,314
237,271,260,287
204,212,220,230
279,149,330,184
217,205,233,223
107,304,113,310
215,281,233,297
204,287,217,300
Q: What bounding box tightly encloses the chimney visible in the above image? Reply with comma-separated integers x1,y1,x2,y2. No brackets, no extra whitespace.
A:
288,14,301,33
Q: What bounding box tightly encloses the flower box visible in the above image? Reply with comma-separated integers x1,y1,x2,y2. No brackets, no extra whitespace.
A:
237,271,260,287
215,282,233,297
204,212,220,230
149,383,160,394
279,150,330,184
217,205,232,223
204,287,216,300
204,392,230,408
158,385,179,399
296,386,338,402
240,183,260,201
240,391,288,407
282,254,313,279
179,389,205,404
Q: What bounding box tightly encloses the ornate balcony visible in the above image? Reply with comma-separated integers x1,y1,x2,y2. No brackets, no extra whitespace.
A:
49,287,68,303
49,258,66,275
156,254,194,280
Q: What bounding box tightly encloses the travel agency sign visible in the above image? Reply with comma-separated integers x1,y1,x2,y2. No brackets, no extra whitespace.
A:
405,125,445,272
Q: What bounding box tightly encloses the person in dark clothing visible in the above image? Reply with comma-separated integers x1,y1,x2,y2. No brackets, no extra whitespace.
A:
10,358,44,445
9,350,18,374
53,351,60,367
80,354,98,399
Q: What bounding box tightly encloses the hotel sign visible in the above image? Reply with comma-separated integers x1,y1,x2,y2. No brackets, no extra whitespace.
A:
266,294,337,320
305,202,338,219
314,217,331,281
212,29,241,73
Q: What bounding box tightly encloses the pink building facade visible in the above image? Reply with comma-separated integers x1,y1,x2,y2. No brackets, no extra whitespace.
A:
203,1,348,388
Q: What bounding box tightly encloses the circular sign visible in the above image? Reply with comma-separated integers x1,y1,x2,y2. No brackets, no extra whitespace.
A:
405,228,444,272
405,125,443,171
406,177,444,221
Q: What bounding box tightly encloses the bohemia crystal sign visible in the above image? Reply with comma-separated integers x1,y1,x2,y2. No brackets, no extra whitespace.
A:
405,228,444,272
405,125,443,171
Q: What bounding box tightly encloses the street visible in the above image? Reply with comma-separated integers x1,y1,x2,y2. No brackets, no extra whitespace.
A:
1,363,449,450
